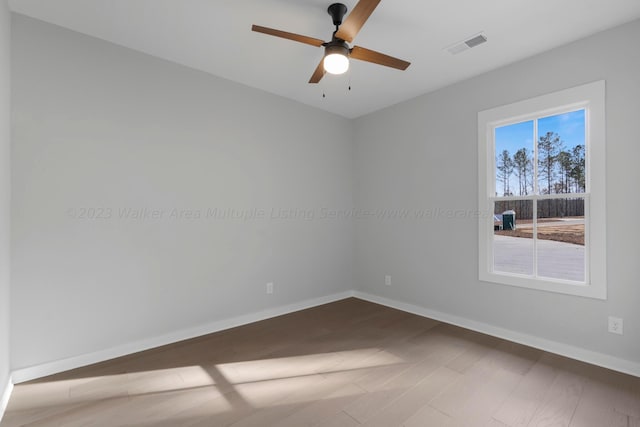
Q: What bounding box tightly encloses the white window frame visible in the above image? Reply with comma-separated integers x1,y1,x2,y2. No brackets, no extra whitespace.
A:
478,81,606,299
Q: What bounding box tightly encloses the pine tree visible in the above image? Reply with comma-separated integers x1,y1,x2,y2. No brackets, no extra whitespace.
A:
570,145,585,192
496,150,514,196
556,151,572,193
513,148,532,196
537,132,563,195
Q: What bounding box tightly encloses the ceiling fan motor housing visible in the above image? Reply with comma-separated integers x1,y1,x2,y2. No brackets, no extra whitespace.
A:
325,39,350,57
327,3,348,27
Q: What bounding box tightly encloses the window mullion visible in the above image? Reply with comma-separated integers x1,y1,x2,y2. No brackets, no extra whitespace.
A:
533,119,539,195
533,197,538,278
532,119,539,278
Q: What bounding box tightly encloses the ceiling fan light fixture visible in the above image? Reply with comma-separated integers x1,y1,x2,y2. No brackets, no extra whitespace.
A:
324,53,349,74
323,42,350,75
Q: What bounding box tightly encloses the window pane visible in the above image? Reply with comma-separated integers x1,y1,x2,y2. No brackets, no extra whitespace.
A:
495,121,534,197
536,198,585,282
537,110,586,195
493,200,533,276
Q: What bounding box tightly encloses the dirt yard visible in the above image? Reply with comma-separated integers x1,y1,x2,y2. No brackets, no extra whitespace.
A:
495,218,585,246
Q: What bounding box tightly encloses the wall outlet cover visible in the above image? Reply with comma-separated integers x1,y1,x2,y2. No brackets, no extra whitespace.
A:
608,316,623,335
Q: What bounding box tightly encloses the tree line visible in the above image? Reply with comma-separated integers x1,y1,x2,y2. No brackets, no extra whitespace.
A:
495,132,585,220
496,131,585,197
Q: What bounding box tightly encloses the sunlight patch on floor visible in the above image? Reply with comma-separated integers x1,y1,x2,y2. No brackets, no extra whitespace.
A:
7,349,405,417
215,348,404,384
8,365,213,411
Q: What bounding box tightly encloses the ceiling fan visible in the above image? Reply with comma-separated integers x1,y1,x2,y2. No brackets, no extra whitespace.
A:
252,0,410,84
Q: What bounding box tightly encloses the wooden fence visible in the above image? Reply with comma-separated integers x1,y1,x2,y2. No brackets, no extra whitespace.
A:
495,198,584,220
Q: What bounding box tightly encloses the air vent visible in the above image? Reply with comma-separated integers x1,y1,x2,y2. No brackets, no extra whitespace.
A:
445,32,487,55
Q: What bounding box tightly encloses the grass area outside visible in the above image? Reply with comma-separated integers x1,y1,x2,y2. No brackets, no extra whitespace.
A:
495,217,584,246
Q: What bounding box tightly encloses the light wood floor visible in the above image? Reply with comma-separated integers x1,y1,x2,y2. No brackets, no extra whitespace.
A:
2,298,639,427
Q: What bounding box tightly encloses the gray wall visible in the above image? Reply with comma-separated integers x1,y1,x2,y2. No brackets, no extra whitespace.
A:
9,12,640,375
354,19,640,364
0,0,11,395
11,15,354,369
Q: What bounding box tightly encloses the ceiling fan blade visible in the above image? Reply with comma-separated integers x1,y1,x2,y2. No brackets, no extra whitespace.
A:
334,0,381,43
252,25,325,47
350,46,410,70
308,59,326,84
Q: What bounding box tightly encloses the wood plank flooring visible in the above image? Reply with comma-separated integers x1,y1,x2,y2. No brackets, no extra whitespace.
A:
2,298,638,426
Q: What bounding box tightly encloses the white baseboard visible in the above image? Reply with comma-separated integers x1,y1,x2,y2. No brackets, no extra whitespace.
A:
11,290,355,384
0,375,13,424
353,291,640,378
10,289,639,384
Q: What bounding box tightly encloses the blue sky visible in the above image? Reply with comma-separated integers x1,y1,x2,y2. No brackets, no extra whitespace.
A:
538,109,585,148
494,109,585,195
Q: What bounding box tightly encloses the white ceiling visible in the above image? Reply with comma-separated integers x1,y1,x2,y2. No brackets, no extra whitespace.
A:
8,0,640,118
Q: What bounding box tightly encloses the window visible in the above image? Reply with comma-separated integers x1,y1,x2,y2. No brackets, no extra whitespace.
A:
478,81,606,299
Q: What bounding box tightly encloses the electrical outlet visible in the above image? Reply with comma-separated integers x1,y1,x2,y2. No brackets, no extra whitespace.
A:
608,316,623,335
266,282,274,294
385,275,392,286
